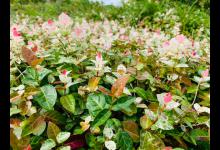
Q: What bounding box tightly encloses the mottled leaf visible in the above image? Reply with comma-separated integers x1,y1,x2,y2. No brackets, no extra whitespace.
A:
34,84,57,110
47,122,61,142
86,93,110,117
22,113,46,137
138,131,165,150
10,129,30,150
140,115,153,130
40,139,56,150
43,110,66,125
56,132,71,144
112,96,137,116
122,120,140,142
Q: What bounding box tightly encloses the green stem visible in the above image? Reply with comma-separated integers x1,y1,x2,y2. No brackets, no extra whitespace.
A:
191,80,201,106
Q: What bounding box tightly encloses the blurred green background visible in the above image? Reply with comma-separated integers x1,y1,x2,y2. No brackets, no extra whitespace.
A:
10,0,210,38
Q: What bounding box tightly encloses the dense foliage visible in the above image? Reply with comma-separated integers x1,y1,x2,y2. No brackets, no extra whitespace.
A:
10,0,209,38
10,6,210,150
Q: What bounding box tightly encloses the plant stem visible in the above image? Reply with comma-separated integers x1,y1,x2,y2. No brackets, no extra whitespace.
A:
192,80,201,106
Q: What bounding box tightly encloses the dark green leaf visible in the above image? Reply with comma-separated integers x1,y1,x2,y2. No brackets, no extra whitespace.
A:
91,109,112,128
133,87,148,99
117,131,133,150
43,110,66,125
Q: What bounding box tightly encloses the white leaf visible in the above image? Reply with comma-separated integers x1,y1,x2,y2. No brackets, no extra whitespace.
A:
167,73,178,81
13,127,22,140
123,87,131,95
144,109,156,120
57,146,71,150
105,140,117,150
194,103,210,114
156,93,166,106
194,76,202,83
103,128,114,139
165,101,180,110
175,64,189,67
134,97,143,104
160,59,175,66
152,113,174,130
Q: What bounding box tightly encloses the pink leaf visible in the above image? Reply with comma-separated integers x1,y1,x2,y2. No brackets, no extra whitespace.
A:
163,93,172,103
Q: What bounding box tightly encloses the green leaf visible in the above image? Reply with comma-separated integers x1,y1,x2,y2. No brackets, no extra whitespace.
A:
145,89,157,101
56,132,71,144
117,131,133,150
138,131,165,150
73,127,84,135
187,85,197,93
30,136,43,147
21,67,39,86
40,139,56,150
22,114,46,137
85,134,103,149
34,85,57,110
173,148,185,150
47,122,61,142
112,96,137,116
10,107,21,116
190,129,208,145
86,93,110,117
133,87,148,99
38,67,52,81
48,74,56,83
91,109,112,128
73,93,86,115
23,67,38,80
60,94,75,113
43,110,66,125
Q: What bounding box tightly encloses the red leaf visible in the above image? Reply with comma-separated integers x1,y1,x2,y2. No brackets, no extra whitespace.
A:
65,135,86,150
111,74,130,98
32,44,38,52
23,144,32,150
98,86,112,96
21,46,43,67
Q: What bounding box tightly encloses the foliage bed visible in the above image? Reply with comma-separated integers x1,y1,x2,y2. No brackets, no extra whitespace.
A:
10,12,210,150
10,0,210,38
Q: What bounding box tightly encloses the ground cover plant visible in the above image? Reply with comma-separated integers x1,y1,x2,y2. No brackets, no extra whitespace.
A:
10,0,209,38
10,1,210,150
